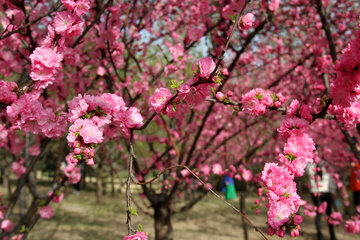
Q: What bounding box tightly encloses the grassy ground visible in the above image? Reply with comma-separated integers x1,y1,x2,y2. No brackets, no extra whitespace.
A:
23,184,356,240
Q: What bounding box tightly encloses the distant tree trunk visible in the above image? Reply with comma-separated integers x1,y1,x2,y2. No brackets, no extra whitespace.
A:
81,167,86,189
240,183,249,240
154,205,173,240
111,169,115,196
3,164,12,197
96,159,103,204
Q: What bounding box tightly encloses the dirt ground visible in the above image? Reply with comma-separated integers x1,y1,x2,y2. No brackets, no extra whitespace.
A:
26,187,359,240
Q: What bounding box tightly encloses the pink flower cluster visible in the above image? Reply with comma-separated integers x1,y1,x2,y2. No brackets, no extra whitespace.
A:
326,212,343,226
6,93,68,138
123,232,148,240
261,163,303,236
53,11,84,39
61,0,90,16
47,191,64,203
241,89,284,116
344,206,360,234
191,57,216,79
262,0,280,12
261,116,315,237
38,205,54,219
149,88,172,113
1,219,14,233
239,13,254,30
0,80,17,105
330,29,360,108
66,93,143,183
179,57,218,106
329,29,360,127
11,159,26,178
329,102,360,128
29,46,63,89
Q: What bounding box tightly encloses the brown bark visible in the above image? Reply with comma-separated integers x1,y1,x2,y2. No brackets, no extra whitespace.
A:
154,205,173,240
240,192,248,240
111,169,115,196
96,159,103,204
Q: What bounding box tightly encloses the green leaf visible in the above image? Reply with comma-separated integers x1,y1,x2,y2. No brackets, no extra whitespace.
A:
229,14,238,22
137,224,143,232
82,112,90,119
270,92,279,102
254,92,263,100
37,199,45,207
211,87,215,96
129,207,138,216
283,192,291,198
172,103,177,112
20,225,27,233
285,153,296,161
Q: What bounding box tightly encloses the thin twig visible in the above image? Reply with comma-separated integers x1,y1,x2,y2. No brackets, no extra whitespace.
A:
126,130,136,235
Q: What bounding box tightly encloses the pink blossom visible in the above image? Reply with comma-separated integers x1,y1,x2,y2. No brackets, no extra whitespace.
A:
290,226,300,237
277,117,309,139
269,0,280,12
267,226,275,236
123,232,148,240
79,119,104,144
29,145,40,156
327,211,343,225
268,201,293,229
191,57,216,79
167,43,184,61
241,88,273,116
39,206,54,219
212,163,223,175
124,107,143,129
53,11,78,34
318,201,327,214
101,93,127,115
180,169,189,177
68,95,89,122
29,47,63,69
345,217,360,234
178,83,206,106
215,92,224,101
73,0,90,16
201,165,211,176
283,132,315,159
286,99,300,116
239,13,254,30
275,228,285,238
29,46,63,88
64,165,81,184
47,191,64,203
241,168,253,182
0,80,17,104
293,215,303,225
11,161,26,178
222,5,235,20
1,219,14,232
300,105,313,122
149,88,172,113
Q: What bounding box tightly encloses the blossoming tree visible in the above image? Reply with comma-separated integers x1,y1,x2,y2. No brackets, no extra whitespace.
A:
0,0,360,240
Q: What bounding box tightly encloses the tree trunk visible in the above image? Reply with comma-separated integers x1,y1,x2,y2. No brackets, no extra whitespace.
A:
240,192,248,240
3,165,12,197
96,159,103,204
154,205,173,240
111,169,115,196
